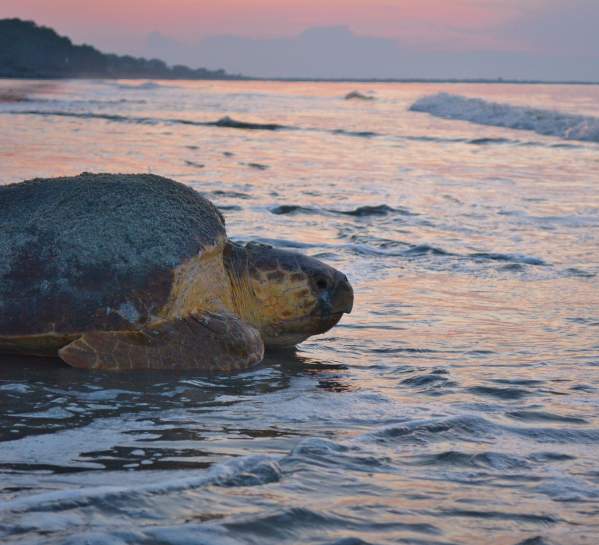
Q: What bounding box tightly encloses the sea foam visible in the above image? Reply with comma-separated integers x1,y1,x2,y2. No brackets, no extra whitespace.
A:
410,93,599,143
0,454,281,513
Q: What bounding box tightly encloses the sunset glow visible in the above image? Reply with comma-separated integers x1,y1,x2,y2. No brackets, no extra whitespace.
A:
0,1,577,49
1,0,522,39
2,0,597,80
2,0,599,540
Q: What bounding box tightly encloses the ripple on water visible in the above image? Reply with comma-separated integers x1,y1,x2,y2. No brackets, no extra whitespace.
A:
467,385,532,400
506,410,589,425
1,80,598,545
408,450,530,471
400,370,457,395
270,204,414,217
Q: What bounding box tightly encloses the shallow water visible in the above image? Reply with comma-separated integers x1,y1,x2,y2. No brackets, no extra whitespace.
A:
1,79,598,545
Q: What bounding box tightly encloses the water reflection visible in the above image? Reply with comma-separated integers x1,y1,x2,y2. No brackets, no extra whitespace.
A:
1,80,598,544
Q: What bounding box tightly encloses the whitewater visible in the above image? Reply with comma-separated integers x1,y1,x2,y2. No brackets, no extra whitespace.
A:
410,92,599,142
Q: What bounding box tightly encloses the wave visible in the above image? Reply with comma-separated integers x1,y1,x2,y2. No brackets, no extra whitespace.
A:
331,130,534,145
347,238,547,267
210,190,253,200
409,449,530,470
271,205,316,215
468,137,512,145
4,110,289,132
410,93,599,143
5,105,587,149
506,410,588,424
0,454,281,513
468,252,546,266
333,129,379,138
402,244,452,257
7,109,166,124
115,81,169,90
244,162,270,170
363,414,599,446
270,204,414,217
337,204,405,217
214,115,287,131
0,82,56,103
2,109,366,138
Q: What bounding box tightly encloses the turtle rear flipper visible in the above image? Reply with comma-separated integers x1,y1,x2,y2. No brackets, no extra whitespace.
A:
58,312,264,372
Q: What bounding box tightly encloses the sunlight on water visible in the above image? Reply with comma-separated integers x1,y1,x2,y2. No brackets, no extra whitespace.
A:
0,79,598,545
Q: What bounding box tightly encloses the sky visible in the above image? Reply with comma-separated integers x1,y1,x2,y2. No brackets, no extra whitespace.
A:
2,0,598,80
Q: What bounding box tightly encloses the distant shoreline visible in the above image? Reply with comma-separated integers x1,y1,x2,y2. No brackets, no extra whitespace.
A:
2,75,599,85
266,77,599,85
3,19,598,86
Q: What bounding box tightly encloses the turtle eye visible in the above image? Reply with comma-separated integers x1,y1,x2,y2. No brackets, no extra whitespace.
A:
315,276,329,291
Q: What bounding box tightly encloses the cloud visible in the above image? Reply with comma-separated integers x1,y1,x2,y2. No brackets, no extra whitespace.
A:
3,0,597,79
146,27,399,78
498,0,599,56
144,25,599,80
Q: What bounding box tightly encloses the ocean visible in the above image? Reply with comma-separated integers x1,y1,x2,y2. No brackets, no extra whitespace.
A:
0,79,598,545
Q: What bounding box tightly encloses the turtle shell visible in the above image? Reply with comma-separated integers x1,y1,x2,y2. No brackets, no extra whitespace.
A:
0,173,226,336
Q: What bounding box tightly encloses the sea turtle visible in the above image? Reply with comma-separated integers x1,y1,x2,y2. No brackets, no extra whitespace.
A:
0,173,353,371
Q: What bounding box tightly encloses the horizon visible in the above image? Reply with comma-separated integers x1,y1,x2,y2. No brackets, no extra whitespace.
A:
2,2,598,81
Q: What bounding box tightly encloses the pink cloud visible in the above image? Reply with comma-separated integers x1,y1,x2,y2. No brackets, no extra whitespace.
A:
0,0,523,41
0,0,593,59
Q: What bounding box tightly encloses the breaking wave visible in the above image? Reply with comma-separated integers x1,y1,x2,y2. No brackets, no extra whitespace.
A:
410,93,599,143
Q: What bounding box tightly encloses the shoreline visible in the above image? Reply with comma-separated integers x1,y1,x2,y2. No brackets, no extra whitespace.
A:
1,76,599,86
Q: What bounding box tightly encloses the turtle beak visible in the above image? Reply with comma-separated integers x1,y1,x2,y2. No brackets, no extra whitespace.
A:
313,272,353,321
331,273,354,315
308,272,353,336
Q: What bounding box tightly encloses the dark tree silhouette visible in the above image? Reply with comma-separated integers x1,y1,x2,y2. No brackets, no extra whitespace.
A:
0,19,241,79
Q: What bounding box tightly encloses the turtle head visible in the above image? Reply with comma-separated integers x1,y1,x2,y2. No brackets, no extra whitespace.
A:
224,241,353,348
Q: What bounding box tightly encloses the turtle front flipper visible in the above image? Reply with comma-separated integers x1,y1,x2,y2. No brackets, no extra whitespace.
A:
58,312,264,372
